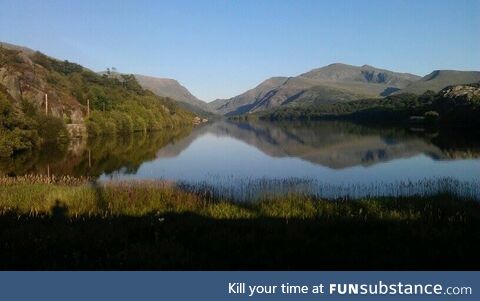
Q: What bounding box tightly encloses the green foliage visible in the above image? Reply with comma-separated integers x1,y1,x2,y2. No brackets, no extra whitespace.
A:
36,114,70,144
85,95,193,136
13,47,193,136
0,91,69,157
32,52,82,75
2,47,196,139
0,93,40,157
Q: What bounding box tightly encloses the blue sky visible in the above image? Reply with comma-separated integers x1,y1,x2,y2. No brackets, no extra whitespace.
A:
1,0,479,101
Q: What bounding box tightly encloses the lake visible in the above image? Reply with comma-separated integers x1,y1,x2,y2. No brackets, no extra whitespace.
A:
1,121,479,200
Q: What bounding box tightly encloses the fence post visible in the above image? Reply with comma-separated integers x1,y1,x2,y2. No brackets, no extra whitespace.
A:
45,93,48,115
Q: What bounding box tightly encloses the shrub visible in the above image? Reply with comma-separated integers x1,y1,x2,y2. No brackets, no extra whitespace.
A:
0,93,41,156
424,111,440,124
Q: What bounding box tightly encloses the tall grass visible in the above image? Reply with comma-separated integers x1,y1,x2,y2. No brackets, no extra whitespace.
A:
177,176,480,201
0,176,478,221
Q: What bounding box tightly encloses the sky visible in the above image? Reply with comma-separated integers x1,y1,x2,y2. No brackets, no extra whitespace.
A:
1,0,479,101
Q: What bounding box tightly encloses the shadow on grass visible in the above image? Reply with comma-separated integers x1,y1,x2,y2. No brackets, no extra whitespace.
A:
0,204,479,270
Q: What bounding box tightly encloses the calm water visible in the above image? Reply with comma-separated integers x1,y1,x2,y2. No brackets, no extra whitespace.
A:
2,121,480,199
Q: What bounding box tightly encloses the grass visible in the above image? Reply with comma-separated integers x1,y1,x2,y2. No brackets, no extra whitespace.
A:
179,177,480,202
0,176,479,270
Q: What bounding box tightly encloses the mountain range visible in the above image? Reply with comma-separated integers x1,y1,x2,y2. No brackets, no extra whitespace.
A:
2,41,479,119
207,64,480,116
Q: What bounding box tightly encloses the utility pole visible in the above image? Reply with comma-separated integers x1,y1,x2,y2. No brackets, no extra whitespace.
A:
45,93,48,115
87,99,90,118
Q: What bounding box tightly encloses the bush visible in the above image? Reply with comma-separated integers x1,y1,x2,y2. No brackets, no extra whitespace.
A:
35,115,69,144
0,93,41,156
424,111,440,124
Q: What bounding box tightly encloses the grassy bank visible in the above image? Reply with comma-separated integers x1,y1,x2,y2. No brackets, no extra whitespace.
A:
0,176,479,270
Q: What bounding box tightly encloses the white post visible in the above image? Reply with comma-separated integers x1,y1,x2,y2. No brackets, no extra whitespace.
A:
87,98,90,118
45,93,48,115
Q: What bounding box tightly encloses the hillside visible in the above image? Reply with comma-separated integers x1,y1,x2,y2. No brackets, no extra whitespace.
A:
261,82,480,127
0,42,197,156
208,77,288,115
211,64,480,117
133,74,212,114
396,70,480,95
210,63,421,116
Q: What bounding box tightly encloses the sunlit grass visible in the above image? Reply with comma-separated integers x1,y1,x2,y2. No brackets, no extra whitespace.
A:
0,176,478,222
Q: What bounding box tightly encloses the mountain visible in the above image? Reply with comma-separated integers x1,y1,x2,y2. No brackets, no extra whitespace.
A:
210,64,480,117
133,75,209,110
300,63,420,88
208,77,288,115
395,70,480,95
209,63,421,116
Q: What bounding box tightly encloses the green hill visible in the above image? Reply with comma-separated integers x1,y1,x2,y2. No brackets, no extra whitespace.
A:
0,42,196,156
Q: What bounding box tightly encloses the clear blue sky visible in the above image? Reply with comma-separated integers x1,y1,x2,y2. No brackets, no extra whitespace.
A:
1,0,479,101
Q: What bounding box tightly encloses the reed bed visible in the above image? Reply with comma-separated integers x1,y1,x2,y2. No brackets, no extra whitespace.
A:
0,176,479,221
0,176,479,269
0,174,91,185
177,176,480,201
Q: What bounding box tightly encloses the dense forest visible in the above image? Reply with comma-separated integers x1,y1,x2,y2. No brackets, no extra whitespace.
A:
0,46,196,157
259,83,480,127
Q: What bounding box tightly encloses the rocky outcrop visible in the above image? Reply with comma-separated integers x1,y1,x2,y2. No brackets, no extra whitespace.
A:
439,83,480,102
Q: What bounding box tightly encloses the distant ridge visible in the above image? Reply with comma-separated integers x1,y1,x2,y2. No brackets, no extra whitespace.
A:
396,70,480,95
209,63,422,116
134,75,207,109
210,63,480,116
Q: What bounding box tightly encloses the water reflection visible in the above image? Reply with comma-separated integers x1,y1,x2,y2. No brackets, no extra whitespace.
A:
0,127,192,177
204,121,466,169
1,120,479,189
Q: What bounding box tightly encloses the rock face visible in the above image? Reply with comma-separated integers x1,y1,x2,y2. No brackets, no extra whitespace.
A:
66,124,87,138
439,83,480,102
0,43,85,124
